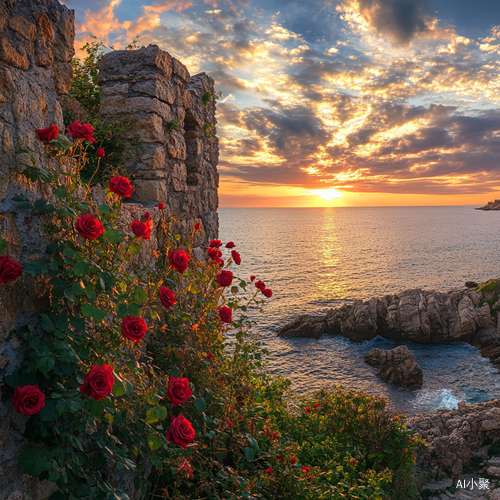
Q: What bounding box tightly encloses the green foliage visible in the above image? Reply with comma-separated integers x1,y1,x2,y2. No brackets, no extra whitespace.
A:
204,123,216,139
8,88,421,499
202,90,223,106
166,118,180,132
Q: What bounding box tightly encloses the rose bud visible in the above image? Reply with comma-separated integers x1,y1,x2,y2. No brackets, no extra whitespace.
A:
131,220,151,240
75,214,105,240
166,414,195,449
231,250,241,265
218,305,232,324
35,124,58,142
160,286,176,308
158,202,165,210
12,385,45,415
250,275,256,281
263,288,273,298
167,377,193,406
194,222,201,231
67,121,95,140
109,176,134,198
96,147,105,157
80,365,115,401
225,241,235,248
207,247,222,260
216,270,233,287
209,239,222,248
266,468,274,475
255,280,266,290
121,316,148,342
206,353,213,359
168,250,189,274
0,255,22,284
302,466,311,473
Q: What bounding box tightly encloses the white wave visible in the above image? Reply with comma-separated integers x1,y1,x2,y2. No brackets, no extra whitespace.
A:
413,388,462,411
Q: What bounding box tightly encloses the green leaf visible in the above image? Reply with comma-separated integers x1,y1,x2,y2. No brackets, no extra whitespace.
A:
48,471,60,482
69,315,85,331
147,434,162,451
98,203,110,214
112,381,125,398
64,288,74,302
0,238,8,250
38,399,58,422
124,380,134,396
155,405,168,421
132,287,148,303
71,281,85,296
74,262,90,276
63,246,75,258
89,399,105,416
194,397,206,413
104,413,114,424
129,242,141,255
37,356,55,373
19,448,52,477
34,199,53,213
244,447,254,462
55,188,66,198
40,314,55,332
81,304,93,317
103,229,120,244
146,408,159,424
17,201,34,209
231,286,238,294
129,303,141,316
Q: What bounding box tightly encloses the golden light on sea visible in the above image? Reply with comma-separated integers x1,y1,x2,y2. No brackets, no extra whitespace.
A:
310,188,343,200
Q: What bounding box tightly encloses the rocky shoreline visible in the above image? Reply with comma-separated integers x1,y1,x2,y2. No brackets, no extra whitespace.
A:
477,200,500,210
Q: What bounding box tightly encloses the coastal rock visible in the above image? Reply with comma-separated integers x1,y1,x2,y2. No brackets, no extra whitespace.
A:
278,283,497,344
364,345,423,389
406,400,500,479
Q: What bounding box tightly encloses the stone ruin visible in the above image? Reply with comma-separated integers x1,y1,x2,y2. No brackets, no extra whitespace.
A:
0,0,219,498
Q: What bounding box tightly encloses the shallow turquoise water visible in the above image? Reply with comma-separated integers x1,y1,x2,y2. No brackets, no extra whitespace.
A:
219,206,500,415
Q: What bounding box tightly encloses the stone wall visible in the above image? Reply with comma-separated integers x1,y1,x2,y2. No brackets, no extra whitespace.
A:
99,45,219,259
0,0,74,498
0,3,219,499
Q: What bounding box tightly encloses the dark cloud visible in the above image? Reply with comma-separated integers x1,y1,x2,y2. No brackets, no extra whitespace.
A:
354,0,438,45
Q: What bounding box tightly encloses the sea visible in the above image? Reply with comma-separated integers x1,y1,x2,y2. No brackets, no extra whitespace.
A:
219,206,500,416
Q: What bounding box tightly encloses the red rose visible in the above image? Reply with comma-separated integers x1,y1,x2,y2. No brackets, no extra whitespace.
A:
263,289,273,298
250,275,255,281
207,247,222,260
109,176,134,198
218,306,232,324
166,414,195,449
194,223,201,231
207,353,213,359
226,419,232,426
75,214,105,240
0,255,22,284
168,250,189,274
255,280,266,290
231,250,241,265
121,316,148,342
302,466,310,473
225,241,235,248
158,202,165,210
266,468,274,475
290,456,297,464
167,377,193,406
216,270,233,287
67,121,94,140
96,147,105,157
131,220,151,240
35,124,58,142
89,137,97,143
313,403,319,408
160,286,176,308
305,406,311,412
209,239,222,248
278,454,284,462
12,385,45,415
80,365,114,401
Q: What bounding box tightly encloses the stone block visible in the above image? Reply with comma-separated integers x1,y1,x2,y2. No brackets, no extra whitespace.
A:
100,96,171,120
166,130,186,160
0,39,29,70
133,78,176,105
131,179,169,203
52,62,72,94
138,145,166,171
8,17,36,41
101,83,129,96
130,115,165,143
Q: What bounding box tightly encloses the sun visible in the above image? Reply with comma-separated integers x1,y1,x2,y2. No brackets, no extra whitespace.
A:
310,188,343,200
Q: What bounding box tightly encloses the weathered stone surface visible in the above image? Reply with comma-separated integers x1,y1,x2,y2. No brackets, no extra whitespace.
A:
99,46,219,252
407,400,500,479
365,345,423,389
278,285,496,344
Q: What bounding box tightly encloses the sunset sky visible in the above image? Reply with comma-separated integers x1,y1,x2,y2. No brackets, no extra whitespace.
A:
63,0,500,207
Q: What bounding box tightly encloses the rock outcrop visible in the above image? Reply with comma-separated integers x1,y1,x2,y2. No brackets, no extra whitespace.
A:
407,400,500,479
365,345,423,389
277,282,498,344
477,200,500,210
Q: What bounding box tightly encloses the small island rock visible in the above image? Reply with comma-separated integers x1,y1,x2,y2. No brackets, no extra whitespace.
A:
364,345,423,389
